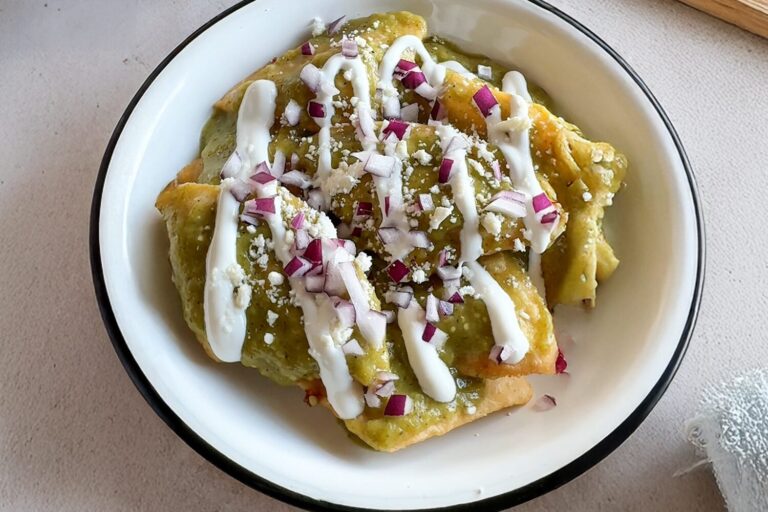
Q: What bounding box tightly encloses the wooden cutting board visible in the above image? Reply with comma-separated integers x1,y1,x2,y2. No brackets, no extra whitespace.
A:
678,0,768,38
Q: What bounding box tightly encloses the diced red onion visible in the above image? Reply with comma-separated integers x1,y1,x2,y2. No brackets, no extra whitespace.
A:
378,227,401,245
229,179,251,202
394,59,418,79
399,103,419,122
334,238,356,255
486,197,526,218
533,394,557,412
409,231,430,249
491,160,502,180
384,289,412,308
477,64,493,80
425,294,439,323
541,211,559,224
438,249,449,267
382,310,396,324
387,260,409,283
291,212,305,230
493,190,528,204
376,370,400,382
294,229,310,250
290,152,300,168
382,119,408,140
251,159,269,176
414,81,438,100
303,239,323,264
342,339,364,356
300,41,315,56
334,300,356,327
307,100,326,119
351,226,362,237
384,394,413,416
239,213,259,226
384,196,391,217
438,158,454,183
304,274,325,293
323,262,346,296
357,108,376,141
401,70,426,90
284,256,312,277
243,196,276,216
327,15,346,34
489,344,513,364
532,192,553,213
355,201,373,218
418,193,434,212
279,170,312,189
341,38,358,58
436,265,461,281
220,151,242,179
271,151,286,178
284,100,301,126
299,63,321,92
447,291,464,304
364,392,381,408
556,349,568,374
375,380,395,398
338,262,386,346
430,100,446,121
473,84,499,117
363,153,396,177
438,300,454,317
445,135,470,155
306,188,326,211
421,323,447,350
251,171,275,185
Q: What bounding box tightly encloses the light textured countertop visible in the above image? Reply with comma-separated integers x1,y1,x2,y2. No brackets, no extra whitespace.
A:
1,1,766,510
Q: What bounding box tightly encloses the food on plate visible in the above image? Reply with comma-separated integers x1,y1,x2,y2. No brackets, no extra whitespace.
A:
156,11,626,451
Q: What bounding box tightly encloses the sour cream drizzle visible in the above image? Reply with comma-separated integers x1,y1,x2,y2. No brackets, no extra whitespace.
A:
398,301,457,402
208,79,363,419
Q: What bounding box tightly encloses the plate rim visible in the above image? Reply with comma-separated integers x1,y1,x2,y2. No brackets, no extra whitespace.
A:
89,0,706,510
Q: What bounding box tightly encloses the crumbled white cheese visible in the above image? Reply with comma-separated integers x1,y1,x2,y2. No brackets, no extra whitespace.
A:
320,161,361,196
235,284,252,309
266,310,279,327
354,35,367,47
413,149,432,165
372,20,380,29
395,140,409,160
412,269,427,283
225,264,246,286
582,191,593,202
311,17,326,36
513,238,525,252
264,333,275,345
246,225,257,234
267,271,284,287
355,252,372,273
430,206,453,230
467,158,485,176
466,404,478,415
430,184,440,194
481,212,502,236
459,285,477,298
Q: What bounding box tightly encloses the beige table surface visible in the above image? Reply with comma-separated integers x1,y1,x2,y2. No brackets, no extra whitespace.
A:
2,0,767,510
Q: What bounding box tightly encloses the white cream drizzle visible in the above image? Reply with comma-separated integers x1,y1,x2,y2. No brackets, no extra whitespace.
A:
397,301,457,402
207,79,363,419
466,261,529,364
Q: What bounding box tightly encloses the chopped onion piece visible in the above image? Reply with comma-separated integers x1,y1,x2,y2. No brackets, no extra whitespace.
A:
438,158,454,183
334,300,356,327
384,289,412,308
323,262,346,296
303,239,323,264
418,193,434,212
307,100,326,119
394,59,418,79
382,119,408,140
251,171,275,185
239,213,259,226
378,227,402,245
243,197,276,216
300,41,315,56
306,188,326,211
400,103,419,122
425,294,439,323
341,38,358,58
445,135,470,154
375,381,395,398
447,291,464,304
220,151,242,179
364,153,396,177
491,160,502,180
327,15,346,34
414,81,438,100
532,192,553,213
541,211,559,224
421,323,447,350
384,394,413,416
304,274,325,293
436,265,462,281
387,260,409,283
291,212,305,230
556,349,568,374
299,63,321,92
489,345,513,364
438,300,454,317
409,231,430,249
383,310,396,324
472,84,499,117
438,249,449,267
342,339,364,356
364,392,381,408
477,64,493,80
401,70,425,90
355,201,373,218
279,170,313,190
384,196,391,217
284,99,301,126
284,256,312,277
532,394,557,412
430,100,446,121
382,95,401,120
229,179,251,202
486,197,526,218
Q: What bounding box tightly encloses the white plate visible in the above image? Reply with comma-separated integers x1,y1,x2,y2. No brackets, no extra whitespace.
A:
90,0,704,510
